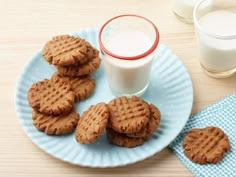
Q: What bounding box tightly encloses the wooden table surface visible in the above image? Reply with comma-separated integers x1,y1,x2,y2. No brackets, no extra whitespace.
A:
1,0,236,176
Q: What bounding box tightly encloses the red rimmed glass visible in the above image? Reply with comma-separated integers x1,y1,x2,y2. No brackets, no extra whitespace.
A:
98,14,160,96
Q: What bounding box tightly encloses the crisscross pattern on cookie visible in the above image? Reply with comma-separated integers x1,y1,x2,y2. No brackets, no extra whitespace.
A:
127,103,161,139
42,35,89,66
75,103,109,144
27,77,74,115
183,126,230,164
52,73,95,101
108,96,150,134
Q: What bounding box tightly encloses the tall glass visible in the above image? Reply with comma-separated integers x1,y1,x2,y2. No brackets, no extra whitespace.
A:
193,0,236,78
99,15,160,96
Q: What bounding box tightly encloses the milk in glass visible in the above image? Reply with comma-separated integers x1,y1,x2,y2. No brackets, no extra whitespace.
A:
197,10,236,73
103,30,154,96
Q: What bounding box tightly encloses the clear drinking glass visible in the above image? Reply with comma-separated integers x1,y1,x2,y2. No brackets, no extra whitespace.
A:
98,14,160,96
193,0,236,78
172,0,200,23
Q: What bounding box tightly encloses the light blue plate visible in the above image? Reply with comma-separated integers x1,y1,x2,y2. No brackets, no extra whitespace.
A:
15,28,193,167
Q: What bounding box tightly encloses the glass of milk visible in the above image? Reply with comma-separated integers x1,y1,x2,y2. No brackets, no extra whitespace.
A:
172,0,200,23
98,14,160,96
193,0,236,78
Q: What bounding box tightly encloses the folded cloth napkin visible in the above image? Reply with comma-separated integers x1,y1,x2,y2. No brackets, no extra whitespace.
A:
169,92,236,177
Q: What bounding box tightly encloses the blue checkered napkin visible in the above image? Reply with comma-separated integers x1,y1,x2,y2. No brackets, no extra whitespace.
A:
169,92,236,177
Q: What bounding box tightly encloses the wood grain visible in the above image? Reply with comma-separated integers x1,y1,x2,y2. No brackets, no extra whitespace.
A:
0,0,235,176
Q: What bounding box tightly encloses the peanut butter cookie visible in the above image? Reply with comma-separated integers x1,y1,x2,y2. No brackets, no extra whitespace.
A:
183,126,230,164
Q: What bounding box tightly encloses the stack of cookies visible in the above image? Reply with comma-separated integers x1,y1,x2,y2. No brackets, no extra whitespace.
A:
41,35,101,101
27,35,101,135
42,35,101,101
75,96,161,148
27,77,79,135
42,35,101,78
106,96,161,147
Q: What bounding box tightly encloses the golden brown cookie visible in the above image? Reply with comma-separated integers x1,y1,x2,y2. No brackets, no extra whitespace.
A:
107,96,150,134
56,54,101,77
42,35,89,66
183,126,230,164
75,102,109,144
32,108,79,135
127,103,161,139
27,77,74,115
106,128,145,148
51,72,95,102
84,41,98,60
